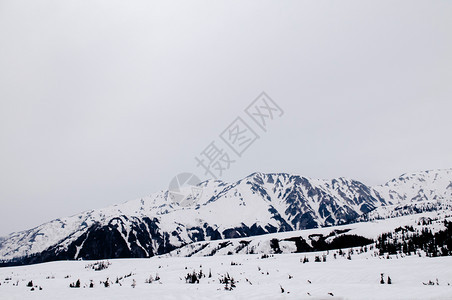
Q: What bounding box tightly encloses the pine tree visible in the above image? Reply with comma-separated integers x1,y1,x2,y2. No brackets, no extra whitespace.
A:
230,276,236,290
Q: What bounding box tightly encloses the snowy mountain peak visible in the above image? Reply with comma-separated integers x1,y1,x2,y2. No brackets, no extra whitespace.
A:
375,168,452,204
0,169,451,266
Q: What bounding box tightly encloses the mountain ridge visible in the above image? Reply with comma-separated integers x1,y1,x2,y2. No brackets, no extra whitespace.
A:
1,168,451,266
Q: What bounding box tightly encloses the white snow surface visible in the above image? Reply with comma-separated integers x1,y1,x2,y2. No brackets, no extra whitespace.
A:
0,248,451,299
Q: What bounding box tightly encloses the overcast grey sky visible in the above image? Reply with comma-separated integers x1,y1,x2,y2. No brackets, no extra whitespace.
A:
0,0,451,236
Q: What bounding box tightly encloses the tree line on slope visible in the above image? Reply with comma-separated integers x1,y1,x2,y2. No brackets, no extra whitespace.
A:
376,219,452,257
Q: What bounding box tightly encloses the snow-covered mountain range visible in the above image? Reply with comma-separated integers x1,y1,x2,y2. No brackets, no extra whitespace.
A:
1,169,451,266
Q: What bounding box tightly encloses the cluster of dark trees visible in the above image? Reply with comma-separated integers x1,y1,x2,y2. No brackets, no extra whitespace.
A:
219,273,236,291
380,273,392,284
69,279,81,288
185,269,205,284
376,220,452,257
273,234,373,253
144,273,160,283
84,261,111,271
25,280,42,291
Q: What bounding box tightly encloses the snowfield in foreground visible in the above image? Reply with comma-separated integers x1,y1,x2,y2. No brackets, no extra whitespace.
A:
0,251,451,299
1,211,451,299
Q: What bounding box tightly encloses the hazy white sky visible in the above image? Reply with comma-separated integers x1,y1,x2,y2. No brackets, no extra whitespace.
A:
0,0,451,236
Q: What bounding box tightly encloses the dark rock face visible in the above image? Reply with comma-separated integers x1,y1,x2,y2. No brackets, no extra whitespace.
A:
1,217,173,266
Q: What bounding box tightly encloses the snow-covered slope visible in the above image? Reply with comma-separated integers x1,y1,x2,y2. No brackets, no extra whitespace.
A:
374,169,452,204
1,239,452,300
361,169,452,221
164,210,451,258
1,169,451,266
